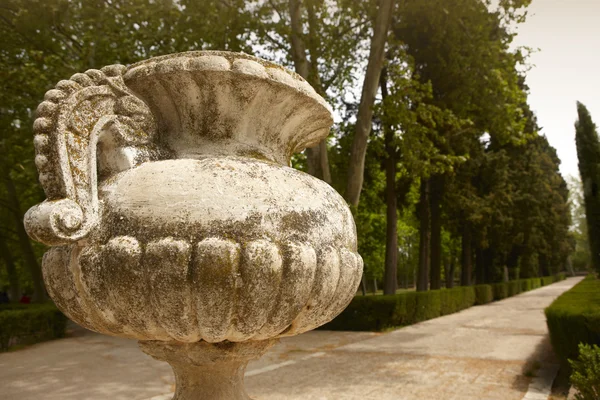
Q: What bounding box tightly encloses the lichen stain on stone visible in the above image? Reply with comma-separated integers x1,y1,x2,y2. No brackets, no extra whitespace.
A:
27,51,360,346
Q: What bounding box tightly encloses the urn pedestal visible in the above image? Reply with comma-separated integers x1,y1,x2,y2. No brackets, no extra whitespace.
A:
25,51,362,399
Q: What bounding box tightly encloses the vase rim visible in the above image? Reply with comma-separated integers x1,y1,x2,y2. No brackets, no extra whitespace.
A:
124,50,332,115
123,50,333,164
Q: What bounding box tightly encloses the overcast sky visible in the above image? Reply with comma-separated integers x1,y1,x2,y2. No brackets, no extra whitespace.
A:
511,0,600,179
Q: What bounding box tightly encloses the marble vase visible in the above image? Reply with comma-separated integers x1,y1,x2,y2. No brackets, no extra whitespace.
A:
25,51,362,399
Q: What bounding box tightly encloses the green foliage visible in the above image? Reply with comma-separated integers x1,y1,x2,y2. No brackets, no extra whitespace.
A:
0,304,67,351
542,276,556,286
492,282,509,300
414,290,442,322
440,286,476,314
0,0,262,296
394,292,418,326
391,0,570,285
569,176,592,271
0,0,573,305
396,0,529,144
508,280,522,296
323,276,559,331
319,296,397,332
491,277,551,300
575,103,600,274
569,343,600,400
545,276,600,368
558,272,567,280
474,284,493,305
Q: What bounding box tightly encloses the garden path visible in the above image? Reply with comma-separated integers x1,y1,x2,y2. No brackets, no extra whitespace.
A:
0,277,582,400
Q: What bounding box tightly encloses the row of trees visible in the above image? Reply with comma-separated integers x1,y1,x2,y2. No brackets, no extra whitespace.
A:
0,0,573,301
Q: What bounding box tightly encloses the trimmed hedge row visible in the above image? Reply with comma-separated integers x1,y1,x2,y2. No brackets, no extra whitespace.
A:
0,304,68,351
321,274,567,332
545,275,600,368
489,275,564,301
474,284,494,305
322,286,476,331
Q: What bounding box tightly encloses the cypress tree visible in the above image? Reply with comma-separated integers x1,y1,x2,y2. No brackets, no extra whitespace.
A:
575,102,600,273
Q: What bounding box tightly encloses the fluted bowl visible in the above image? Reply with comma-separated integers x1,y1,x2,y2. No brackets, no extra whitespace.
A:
44,157,362,342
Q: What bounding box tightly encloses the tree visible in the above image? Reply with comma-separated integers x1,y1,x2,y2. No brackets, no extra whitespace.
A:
0,0,574,299
569,176,592,271
377,45,467,292
379,67,398,294
0,233,20,302
394,0,531,287
287,0,331,182
0,0,252,299
575,102,600,273
255,0,371,183
344,0,395,207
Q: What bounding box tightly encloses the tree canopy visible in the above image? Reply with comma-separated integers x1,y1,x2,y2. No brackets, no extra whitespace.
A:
0,0,574,301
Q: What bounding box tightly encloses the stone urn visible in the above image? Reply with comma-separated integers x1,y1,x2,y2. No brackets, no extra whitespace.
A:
25,51,362,399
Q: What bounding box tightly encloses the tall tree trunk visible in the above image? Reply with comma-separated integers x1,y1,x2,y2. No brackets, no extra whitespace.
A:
445,253,455,289
474,246,493,283
380,68,397,295
288,0,310,79
507,247,520,269
344,0,394,207
507,246,520,280
483,247,493,283
305,142,332,184
475,246,484,284
3,174,45,303
0,235,20,302
460,227,472,286
520,230,535,278
520,249,535,278
417,179,430,291
539,253,549,277
288,0,331,183
429,175,443,290
360,274,367,296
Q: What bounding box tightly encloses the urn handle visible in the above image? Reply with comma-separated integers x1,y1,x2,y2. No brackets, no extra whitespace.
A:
24,65,159,245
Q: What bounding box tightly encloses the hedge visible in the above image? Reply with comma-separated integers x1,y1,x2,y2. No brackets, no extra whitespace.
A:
322,274,567,332
0,303,30,311
474,285,494,305
488,275,567,302
0,304,68,351
492,282,509,300
542,276,556,286
545,275,600,368
440,287,476,315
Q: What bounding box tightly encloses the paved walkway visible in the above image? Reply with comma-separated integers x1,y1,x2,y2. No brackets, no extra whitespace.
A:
0,278,582,400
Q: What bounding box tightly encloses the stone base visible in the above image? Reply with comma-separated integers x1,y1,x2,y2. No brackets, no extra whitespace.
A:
139,339,277,400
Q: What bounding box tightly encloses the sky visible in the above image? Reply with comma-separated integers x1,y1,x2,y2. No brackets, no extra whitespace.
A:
511,0,600,179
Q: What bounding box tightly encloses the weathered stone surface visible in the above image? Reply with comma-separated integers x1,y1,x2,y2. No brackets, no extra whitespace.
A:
123,51,332,165
24,51,362,398
0,280,582,400
139,339,277,400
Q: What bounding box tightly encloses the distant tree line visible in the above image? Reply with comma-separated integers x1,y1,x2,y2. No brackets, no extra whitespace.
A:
0,0,574,302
